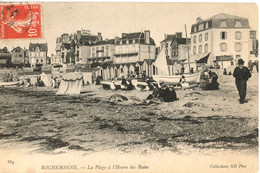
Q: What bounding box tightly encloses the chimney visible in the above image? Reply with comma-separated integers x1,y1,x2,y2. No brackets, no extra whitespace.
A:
144,30,150,44
121,33,127,37
176,32,182,38
98,32,102,41
196,17,203,23
77,30,81,40
114,37,120,44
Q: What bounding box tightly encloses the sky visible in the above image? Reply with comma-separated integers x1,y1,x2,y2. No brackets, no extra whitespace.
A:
0,2,258,55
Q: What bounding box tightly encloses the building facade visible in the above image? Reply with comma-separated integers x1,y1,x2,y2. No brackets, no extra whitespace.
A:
89,39,115,65
11,46,25,65
170,37,191,74
0,47,11,66
113,31,156,78
55,30,100,65
29,43,48,67
190,13,252,70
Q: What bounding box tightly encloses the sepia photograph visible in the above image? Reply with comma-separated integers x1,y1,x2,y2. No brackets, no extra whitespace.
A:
0,2,258,173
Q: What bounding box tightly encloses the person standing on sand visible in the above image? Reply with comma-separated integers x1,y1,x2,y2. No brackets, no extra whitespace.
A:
233,59,251,104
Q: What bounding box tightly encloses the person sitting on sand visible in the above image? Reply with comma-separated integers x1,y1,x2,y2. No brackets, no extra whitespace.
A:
203,72,220,90
162,85,178,102
126,80,135,91
121,76,128,89
179,75,189,89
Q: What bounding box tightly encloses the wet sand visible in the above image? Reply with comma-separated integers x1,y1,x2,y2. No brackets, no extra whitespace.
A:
0,73,258,158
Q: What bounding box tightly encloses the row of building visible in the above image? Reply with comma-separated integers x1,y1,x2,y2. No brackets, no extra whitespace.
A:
0,13,258,80
0,43,49,67
51,13,257,79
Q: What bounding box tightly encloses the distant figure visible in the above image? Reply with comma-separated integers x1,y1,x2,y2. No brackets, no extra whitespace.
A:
110,80,116,91
142,71,146,79
190,67,194,74
121,76,127,85
181,67,185,74
248,60,253,73
96,76,101,85
255,60,259,73
233,59,251,104
223,68,227,75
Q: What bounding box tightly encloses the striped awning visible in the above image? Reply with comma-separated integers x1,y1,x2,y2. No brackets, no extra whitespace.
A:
188,52,210,63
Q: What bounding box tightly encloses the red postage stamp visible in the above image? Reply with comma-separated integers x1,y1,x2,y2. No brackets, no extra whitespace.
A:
0,3,41,39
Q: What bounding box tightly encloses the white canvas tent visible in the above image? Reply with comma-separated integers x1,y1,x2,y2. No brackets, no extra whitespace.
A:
56,72,83,95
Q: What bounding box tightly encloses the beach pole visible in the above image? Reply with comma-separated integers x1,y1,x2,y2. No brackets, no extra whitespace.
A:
185,24,190,73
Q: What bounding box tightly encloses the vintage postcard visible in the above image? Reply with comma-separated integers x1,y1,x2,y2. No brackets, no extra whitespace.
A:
0,2,258,173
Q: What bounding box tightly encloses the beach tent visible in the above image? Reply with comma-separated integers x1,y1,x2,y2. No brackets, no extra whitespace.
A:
40,72,51,87
56,72,83,95
82,72,92,85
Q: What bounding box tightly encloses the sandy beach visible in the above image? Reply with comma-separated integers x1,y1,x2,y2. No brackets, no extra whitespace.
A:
0,72,258,173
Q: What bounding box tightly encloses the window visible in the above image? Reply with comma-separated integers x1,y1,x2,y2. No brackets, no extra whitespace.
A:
96,47,99,50
193,46,196,54
199,34,202,42
193,36,197,43
198,45,202,53
129,40,133,44
19,54,23,57
175,51,178,56
205,33,208,41
101,46,104,50
235,20,242,27
205,22,209,29
92,53,95,58
166,43,168,48
135,39,139,43
235,43,242,52
105,51,109,56
199,24,204,31
204,44,208,53
106,46,109,50
220,32,227,40
220,43,227,52
36,59,39,64
122,40,126,44
235,31,242,40
236,55,241,59
194,26,197,32
220,20,227,27
41,59,43,63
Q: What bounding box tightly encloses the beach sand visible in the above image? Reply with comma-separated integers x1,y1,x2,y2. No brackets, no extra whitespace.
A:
0,72,258,172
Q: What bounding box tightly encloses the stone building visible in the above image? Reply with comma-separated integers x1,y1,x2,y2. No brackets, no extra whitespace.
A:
28,43,48,67
190,13,252,71
11,46,28,65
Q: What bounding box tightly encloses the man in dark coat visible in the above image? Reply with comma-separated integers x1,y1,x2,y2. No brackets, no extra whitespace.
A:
233,59,251,104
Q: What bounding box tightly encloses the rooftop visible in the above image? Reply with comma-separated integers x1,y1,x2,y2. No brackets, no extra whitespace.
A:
29,43,48,51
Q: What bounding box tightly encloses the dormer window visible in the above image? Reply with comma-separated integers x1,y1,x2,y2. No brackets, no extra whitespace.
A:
235,20,242,27
205,22,209,29
194,26,197,32
198,24,204,31
220,20,227,27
